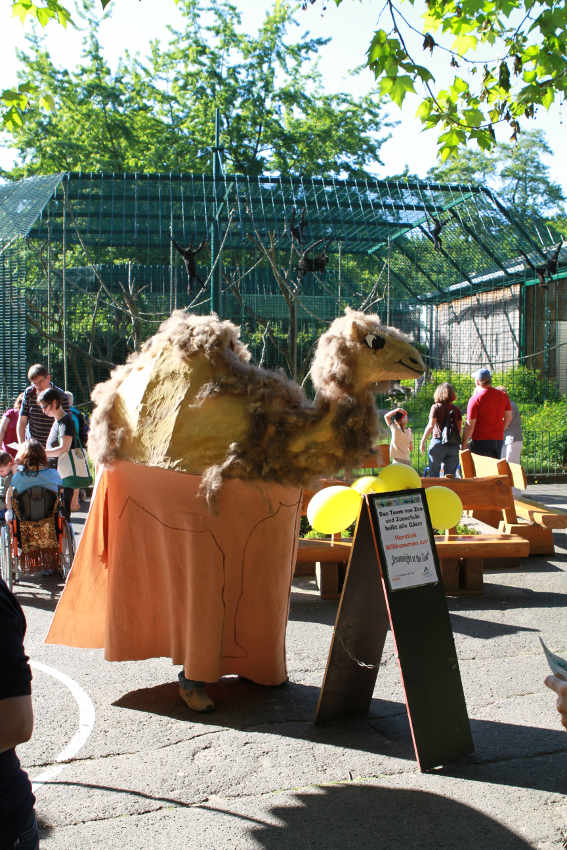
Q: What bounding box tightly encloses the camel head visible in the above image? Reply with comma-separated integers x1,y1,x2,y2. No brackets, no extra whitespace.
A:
310,308,425,399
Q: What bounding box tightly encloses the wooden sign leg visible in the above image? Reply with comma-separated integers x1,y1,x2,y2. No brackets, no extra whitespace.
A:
316,489,474,771
315,504,389,723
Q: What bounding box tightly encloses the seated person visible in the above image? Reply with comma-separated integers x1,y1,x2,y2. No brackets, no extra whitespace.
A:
6,440,62,522
0,451,17,522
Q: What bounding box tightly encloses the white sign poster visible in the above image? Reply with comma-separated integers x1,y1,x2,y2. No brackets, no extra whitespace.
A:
372,492,438,591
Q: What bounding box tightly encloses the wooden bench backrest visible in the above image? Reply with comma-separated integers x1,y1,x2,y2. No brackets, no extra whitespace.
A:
354,445,391,471
458,449,520,524
303,473,514,518
508,462,528,491
460,449,527,491
421,475,515,513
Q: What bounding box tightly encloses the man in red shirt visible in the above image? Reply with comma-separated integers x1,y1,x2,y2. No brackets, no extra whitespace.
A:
462,368,513,459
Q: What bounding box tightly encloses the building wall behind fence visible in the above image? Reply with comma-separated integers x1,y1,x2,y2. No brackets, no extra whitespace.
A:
433,285,521,373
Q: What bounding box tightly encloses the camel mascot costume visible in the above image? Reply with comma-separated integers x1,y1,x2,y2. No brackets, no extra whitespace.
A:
47,309,424,711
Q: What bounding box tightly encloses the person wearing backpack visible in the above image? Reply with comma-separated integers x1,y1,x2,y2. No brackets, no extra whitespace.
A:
65,393,89,511
64,392,89,447
419,382,463,477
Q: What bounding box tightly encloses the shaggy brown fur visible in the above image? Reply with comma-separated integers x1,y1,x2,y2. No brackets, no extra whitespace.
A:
88,308,424,501
88,312,253,469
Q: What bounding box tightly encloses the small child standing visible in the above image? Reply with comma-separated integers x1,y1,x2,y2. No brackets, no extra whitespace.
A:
384,407,413,465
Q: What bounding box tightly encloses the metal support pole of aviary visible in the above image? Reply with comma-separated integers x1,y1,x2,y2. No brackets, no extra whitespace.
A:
210,108,223,316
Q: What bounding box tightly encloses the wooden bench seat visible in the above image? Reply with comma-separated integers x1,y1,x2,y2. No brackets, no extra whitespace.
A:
296,538,352,562
513,497,567,529
296,530,530,599
434,533,530,594
459,449,566,554
297,469,529,598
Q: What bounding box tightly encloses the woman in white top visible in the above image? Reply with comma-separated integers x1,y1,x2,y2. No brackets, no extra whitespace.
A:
384,407,413,465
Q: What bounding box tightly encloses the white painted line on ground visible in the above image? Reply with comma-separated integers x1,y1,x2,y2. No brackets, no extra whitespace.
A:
30,659,96,792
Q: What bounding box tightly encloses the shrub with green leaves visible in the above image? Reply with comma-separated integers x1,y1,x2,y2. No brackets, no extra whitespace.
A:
522,399,567,472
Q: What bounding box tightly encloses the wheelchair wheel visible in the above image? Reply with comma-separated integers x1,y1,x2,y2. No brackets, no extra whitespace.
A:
59,519,76,581
0,522,13,591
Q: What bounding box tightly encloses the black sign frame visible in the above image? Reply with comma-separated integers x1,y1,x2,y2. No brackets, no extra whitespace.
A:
315,488,474,771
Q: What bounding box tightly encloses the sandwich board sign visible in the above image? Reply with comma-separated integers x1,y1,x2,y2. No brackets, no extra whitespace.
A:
315,488,474,771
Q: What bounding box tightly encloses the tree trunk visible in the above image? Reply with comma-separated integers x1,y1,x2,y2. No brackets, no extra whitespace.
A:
288,298,297,382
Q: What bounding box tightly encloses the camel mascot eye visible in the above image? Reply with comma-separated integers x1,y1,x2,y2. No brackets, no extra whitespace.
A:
364,333,386,351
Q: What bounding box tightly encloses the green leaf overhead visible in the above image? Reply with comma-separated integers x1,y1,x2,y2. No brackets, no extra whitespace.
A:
329,0,567,156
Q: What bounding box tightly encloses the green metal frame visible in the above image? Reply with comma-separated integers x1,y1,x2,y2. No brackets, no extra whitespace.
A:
0,170,565,415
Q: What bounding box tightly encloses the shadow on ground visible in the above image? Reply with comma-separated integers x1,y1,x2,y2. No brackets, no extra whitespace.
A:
13,576,64,612
247,784,535,849
36,781,537,849
448,583,567,612
113,678,567,795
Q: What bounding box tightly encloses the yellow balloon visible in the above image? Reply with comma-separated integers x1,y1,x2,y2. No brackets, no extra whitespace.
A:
307,486,363,534
350,476,388,495
378,463,422,492
425,486,463,530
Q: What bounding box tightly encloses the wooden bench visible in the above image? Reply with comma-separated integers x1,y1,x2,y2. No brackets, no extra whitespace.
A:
297,472,529,599
459,449,567,555
295,446,389,599
422,475,529,592
433,532,529,594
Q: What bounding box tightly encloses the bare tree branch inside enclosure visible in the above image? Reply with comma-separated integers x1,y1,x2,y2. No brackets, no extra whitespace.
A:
224,211,390,386
25,296,117,402
186,210,235,311
115,263,148,352
224,268,293,375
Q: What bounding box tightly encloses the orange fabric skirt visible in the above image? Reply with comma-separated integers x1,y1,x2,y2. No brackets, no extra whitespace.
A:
46,461,302,685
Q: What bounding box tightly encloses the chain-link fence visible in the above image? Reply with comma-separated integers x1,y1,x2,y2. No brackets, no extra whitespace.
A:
1,172,566,473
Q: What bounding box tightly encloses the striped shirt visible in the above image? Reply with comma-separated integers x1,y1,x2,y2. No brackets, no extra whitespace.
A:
19,383,70,447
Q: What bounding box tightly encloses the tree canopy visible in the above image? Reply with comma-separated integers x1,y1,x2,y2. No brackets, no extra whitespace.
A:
426,129,565,220
5,0,567,162
3,0,392,178
327,0,567,160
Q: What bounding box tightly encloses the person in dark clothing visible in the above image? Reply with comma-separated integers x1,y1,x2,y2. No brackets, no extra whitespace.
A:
0,577,39,850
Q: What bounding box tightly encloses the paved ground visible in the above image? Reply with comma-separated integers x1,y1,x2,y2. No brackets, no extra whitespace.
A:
14,484,567,849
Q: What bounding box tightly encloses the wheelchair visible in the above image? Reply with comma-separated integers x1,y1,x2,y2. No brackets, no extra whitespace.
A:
0,486,76,591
